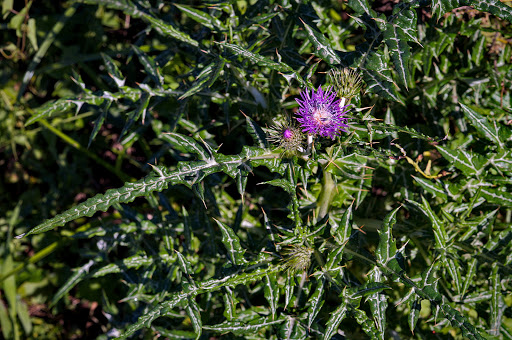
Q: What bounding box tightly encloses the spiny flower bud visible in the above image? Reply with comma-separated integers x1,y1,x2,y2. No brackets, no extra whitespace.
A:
327,68,363,102
280,244,313,273
267,120,304,156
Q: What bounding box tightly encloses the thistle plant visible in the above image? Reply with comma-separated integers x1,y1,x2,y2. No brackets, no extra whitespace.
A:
2,1,512,339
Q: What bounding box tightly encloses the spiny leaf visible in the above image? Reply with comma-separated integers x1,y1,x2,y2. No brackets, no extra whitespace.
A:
300,19,341,65
323,300,348,340
354,308,381,340
436,146,486,177
185,296,202,339
245,114,268,149
91,253,176,278
431,0,460,20
361,50,403,103
467,0,512,22
101,52,125,87
407,197,447,250
346,0,371,15
214,219,247,266
50,259,95,306
132,45,163,88
481,188,512,207
174,3,225,31
490,263,506,336
408,298,422,334
81,0,145,18
307,278,325,328
142,13,199,47
461,103,502,146
384,21,411,88
367,268,387,340
116,293,189,339
330,204,353,246
263,273,279,320
202,317,284,336
219,42,293,72
26,100,79,126
413,176,448,200
160,133,212,161
179,60,225,100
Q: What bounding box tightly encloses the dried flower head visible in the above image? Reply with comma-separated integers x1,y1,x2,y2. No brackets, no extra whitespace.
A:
280,244,313,273
295,86,350,140
267,120,304,155
327,68,363,101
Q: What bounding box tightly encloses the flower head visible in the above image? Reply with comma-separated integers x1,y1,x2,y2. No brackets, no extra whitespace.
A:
295,86,350,139
267,120,304,155
280,244,313,273
327,68,363,101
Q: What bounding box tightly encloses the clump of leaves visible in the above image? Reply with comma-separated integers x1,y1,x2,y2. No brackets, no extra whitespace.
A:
2,0,512,339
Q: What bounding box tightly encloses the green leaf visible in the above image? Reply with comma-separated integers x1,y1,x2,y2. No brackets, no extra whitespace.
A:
202,317,284,336
179,60,225,100
481,187,512,207
116,292,189,339
307,278,325,328
91,253,176,278
81,0,145,17
51,259,95,307
406,197,447,250
26,100,78,126
300,19,341,65
412,176,448,200
101,52,125,87
219,42,293,72
354,308,381,340
323,300,348,340
330,204,353,246
384,22,411,88
141,13,199,47
18,164,193,237
174,3,225,31
431,0,460,20
436,146,486,177
132,45,163,88
408,298,421,334
245,114,268,149
346,0,371,15
27,18,38,51
185,296,202,339
490,263,505,336
467,0,512,22
461,103,502,146
367,268,387,340
375,207,399,265
362,50,403,103
88,107,108,148
461,258,478,299
214,219,247,266
160,133,212,161
263,273,279,320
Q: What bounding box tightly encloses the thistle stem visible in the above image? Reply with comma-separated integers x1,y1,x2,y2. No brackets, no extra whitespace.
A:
317,170,336,220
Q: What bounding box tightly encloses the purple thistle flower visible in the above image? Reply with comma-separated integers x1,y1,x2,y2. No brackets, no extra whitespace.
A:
295,86,350,139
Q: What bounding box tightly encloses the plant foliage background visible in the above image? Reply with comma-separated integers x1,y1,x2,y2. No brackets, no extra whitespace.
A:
1,0,512,339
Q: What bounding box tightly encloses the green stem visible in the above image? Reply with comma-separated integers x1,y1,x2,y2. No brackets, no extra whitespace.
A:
317,170,336,220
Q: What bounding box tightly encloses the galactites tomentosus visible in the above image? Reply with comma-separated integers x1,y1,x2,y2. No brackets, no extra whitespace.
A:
267,119,304,156
279,244,313,273
327,67,363,106
295,86,350,140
